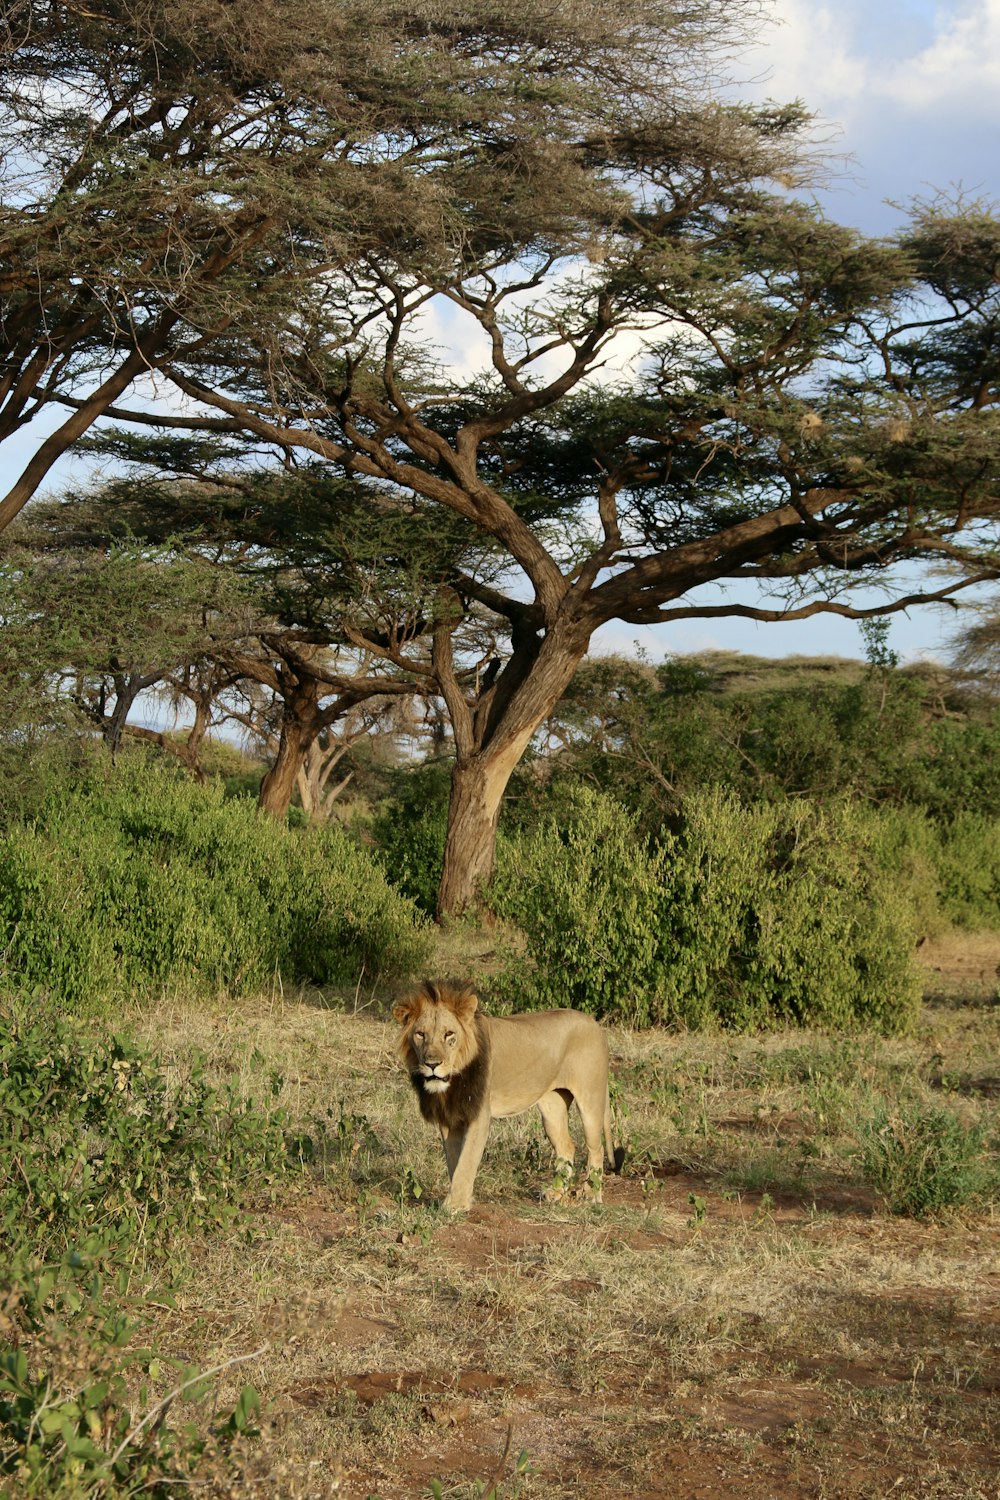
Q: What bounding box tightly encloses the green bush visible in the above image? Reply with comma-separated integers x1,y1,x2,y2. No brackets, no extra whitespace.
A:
1,1312,261,1499
492,787,672,1024
855,1097,996,1216
899,717,1000,822
370,760,451,915
928,812,1000,929
0,1005,292,1260
872,806,1000,932
672,794,921,1033
0,1005,288,1494
0,755,430,1010
491,787,921,1033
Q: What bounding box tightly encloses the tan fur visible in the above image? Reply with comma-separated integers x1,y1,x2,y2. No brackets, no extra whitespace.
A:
394,979,622,1213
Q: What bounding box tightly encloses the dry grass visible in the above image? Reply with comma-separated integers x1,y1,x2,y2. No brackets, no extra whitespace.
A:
110,947,1000,1500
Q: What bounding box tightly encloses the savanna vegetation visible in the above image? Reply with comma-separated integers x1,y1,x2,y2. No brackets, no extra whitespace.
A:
2,646,999,1496
2,0,1000,1493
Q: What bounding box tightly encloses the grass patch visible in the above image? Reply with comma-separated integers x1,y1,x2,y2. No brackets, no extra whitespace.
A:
6,969,999,1497
855,1098,996,1217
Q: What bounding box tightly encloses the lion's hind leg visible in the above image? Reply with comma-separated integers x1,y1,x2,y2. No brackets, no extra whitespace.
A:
576,1088,609,1203
537,1089,576,1201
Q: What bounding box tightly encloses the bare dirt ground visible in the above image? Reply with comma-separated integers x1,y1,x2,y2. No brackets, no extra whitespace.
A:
135,941,1000,1500
268,1182,998,1499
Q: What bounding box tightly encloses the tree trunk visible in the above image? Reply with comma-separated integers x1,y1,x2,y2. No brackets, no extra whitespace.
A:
179,695,211,784
436,748,526,919
435,624,588,919
104,670,159,757
296,736,355,822
259,716,314,818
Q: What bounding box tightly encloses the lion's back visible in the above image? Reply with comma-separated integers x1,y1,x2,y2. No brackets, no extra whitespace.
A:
484,1009,609,1114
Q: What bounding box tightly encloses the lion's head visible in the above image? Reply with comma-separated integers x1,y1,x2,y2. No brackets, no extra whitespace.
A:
393,979,481,1095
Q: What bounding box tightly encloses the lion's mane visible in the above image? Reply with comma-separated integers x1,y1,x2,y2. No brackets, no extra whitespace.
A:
395,979,492,1131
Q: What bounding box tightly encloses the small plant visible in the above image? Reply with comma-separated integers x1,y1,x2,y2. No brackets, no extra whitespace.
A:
0,1006,300,1493
855,1098,995,1217
543,1159,574,1202
398,1165,426,1208
687,1192,708,1227
0,1005,296,1263
0,1302,263,1496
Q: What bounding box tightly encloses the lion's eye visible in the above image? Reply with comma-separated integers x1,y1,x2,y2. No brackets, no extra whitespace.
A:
413,1031,424,1042
444,1031,456,1045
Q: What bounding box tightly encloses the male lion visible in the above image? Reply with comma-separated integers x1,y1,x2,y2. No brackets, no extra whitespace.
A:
394,979,624,1212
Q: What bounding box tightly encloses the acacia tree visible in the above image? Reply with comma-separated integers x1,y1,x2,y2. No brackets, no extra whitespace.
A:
14,5,999,915
2,0,725,529
129,658,246,782
139,174,1000,915
0,530,253,760
221,636,411,818
11,464,497,811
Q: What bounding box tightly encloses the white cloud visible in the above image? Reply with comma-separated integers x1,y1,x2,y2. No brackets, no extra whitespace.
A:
748,1,1000,123
741,1,869,113
732,2,998,232
590,619,725,659
881,0,1000,110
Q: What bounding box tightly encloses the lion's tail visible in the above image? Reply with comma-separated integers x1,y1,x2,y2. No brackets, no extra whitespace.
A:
604,1093,625,1174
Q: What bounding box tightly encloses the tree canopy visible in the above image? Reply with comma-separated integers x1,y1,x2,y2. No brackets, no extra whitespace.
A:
0,0,758,527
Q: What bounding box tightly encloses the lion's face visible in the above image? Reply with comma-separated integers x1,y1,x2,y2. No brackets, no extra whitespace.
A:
394,980,480,1094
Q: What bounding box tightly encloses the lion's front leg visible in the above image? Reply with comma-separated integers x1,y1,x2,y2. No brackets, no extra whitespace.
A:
439,1111,490,1213
542,1157,575,1202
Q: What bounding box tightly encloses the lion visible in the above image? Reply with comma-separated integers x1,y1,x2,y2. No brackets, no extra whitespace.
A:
393,979,624,1213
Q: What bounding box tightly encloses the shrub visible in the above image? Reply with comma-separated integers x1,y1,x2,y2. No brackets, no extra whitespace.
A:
491,788,921,1033
492,787,671,1025
874,807,1000,932
855,1098,996,1216
673,795,921,1033
0,1320,263,1494
928,812,1000,929
0,1005,293,1260
0,1005,295,1492
0,755,430,1010
369,760,451,915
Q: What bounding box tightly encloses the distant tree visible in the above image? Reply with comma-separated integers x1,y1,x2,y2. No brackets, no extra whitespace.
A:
7,466,496,812
0,534,252,756
951,609,1000,696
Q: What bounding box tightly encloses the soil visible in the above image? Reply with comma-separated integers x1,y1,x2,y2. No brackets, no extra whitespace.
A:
274,1170,1000,1500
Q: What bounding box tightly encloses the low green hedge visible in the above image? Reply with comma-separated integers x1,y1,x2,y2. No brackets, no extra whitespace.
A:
491,787,921,1032
0,756,430,1011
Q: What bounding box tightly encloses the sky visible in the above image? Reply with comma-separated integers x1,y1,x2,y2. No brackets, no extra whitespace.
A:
597,0,1000,663
8,1,998,668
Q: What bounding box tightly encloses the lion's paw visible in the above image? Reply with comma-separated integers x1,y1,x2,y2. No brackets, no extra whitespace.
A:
543,1161,574,1202
574,1169,604,1203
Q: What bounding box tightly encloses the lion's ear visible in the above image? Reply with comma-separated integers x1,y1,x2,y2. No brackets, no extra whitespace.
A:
451,988,479,1019
393,998,419,1025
